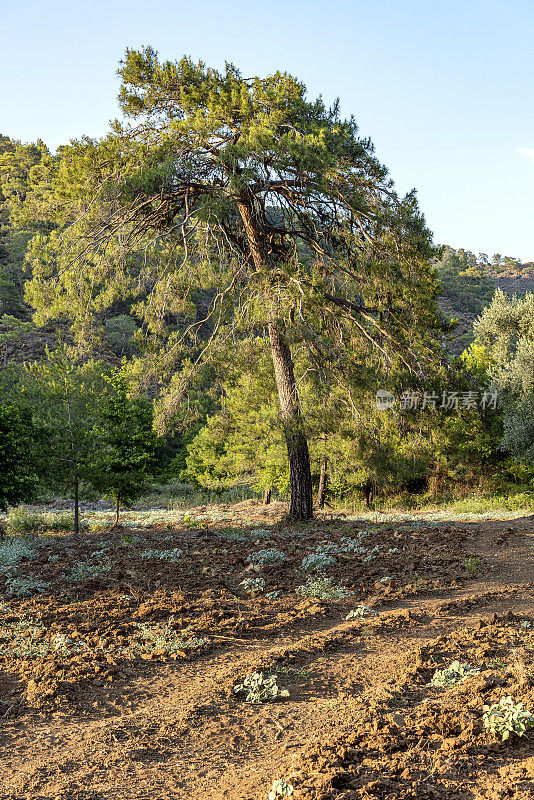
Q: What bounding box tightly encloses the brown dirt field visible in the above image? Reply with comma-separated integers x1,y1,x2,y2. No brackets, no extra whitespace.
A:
0,507,533,799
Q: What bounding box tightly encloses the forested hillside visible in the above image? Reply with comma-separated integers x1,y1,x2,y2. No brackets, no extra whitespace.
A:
1,56,534,517
434,246,534,353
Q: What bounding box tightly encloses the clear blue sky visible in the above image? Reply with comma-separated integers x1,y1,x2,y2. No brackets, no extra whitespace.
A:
2,0,533,260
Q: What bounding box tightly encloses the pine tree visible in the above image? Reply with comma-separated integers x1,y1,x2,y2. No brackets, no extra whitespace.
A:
25,50,439,519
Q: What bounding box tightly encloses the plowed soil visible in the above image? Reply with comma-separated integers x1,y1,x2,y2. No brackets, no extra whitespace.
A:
0,503,533,799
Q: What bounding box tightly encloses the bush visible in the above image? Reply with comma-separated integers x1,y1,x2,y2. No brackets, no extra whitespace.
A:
464,556,483,576
47,513,79,531
7,507,86,534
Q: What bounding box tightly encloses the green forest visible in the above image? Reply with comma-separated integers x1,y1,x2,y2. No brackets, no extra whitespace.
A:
2,50,534,522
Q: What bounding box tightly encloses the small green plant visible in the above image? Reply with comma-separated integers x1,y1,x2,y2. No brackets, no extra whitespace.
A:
429,660,480,687
136,617,209,654
301,552,336,572
219,529,247,542
4,575,49,597
296,575,352,600
412,572,428,589
464,556,483,576
483,695,534,741
268,778,293,799
250,528,272,538
0,536,37,573
139,547,183,561
486,658,507,669
234,671,289,704
315,543,340,555
240,577,266,595
0,618,50,658
88,521,109,534
247,549,286,566
50,632,88,654
276,665,308,677
345,605,378,620
118,531,144,547
362,545,384,563
69,556,112,581
338,534,368,553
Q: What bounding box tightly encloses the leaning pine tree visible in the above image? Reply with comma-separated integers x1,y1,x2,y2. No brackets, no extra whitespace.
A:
25,49,439,519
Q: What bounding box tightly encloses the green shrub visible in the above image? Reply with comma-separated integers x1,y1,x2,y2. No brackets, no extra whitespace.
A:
233,671,289,704
6,506,45,534
7,507,88,534
483,695,534,741
0,618,49,658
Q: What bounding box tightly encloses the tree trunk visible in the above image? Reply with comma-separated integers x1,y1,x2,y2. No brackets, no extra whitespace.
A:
74,475,79,536
236,197,314,521
268,321,313,520
115,495,120,526
263,487,272,505
316,445,328,510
